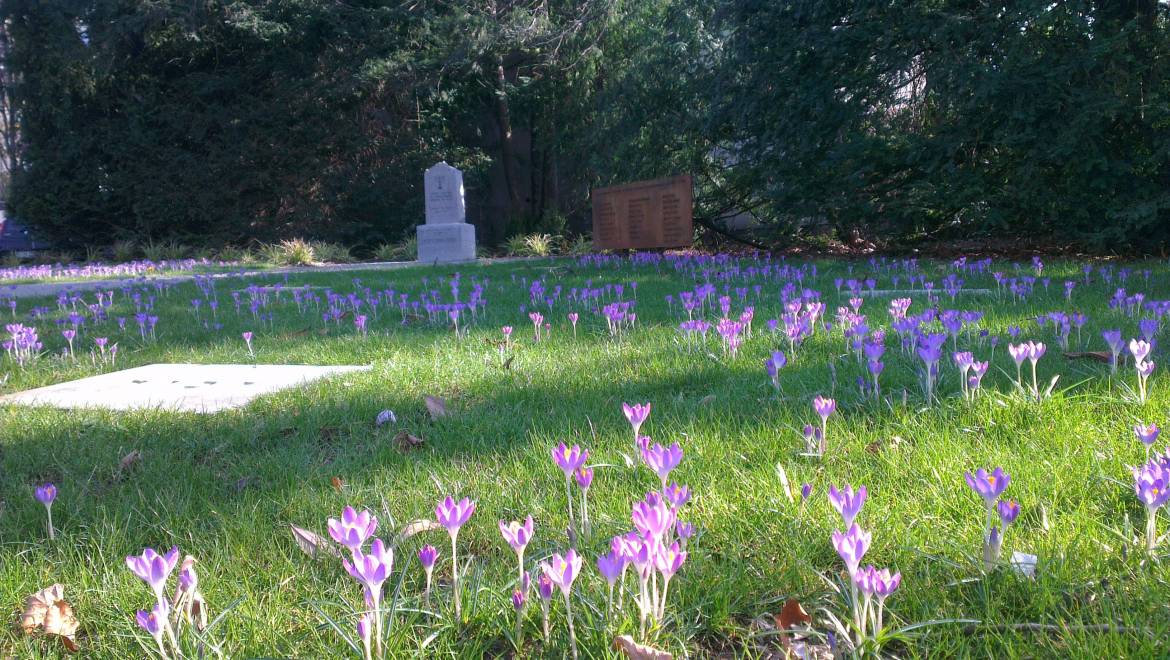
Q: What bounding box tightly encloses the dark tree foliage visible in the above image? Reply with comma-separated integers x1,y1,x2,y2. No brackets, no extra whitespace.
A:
2,0,622,248
706,1,1170,249
4,0,1170,251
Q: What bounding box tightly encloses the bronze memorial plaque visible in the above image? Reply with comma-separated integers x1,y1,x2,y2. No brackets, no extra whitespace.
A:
591,175,694,250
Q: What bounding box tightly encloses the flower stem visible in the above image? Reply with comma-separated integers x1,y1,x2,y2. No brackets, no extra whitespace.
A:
1147,508,1158,553
565,479,575,531
373,599,383,660
156,635,171,660
514,606,524,648
45,507,54,541
563,593,579,660
450,533,461,620
658,576,671,621
541,601,550,642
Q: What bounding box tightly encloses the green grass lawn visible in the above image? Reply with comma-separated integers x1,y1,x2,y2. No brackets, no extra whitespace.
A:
1,255,1168,657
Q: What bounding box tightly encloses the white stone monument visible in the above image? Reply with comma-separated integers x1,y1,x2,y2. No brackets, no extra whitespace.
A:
417,162,476,263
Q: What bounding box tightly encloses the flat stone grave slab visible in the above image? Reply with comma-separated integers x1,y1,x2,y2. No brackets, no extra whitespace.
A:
0,363,370,413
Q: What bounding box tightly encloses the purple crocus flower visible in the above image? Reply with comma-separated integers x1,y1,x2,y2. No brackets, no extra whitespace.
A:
543,549,584,655
537,571,555,601
800,483,813,502
543,549,583,596
597,551,625,588
436,496,475,533
552,443,588,479
622,402,651,438
828,484,867,528
35,483,57,506
813,395,836,421
1130,338,1152,364
765,351,787,391
436,496,475,617
35,483,57,540
499,516,535,554
664,482,691,509
641,441,683,486
135,603,167,645
1136,423,1161,447
1007,343,1029,367
327,506,378,552
996,499,1020,527
1134,461,1170,512
357,614,372,656
964,468,1010,505
653,541,688,578
1135,457,1170,552
631,497,675,541
343,539,391,606
126,546,181,604
831,524,872,574
418,544,438,570
872,568,901,601
1026,341,1046,364
574,467,593,490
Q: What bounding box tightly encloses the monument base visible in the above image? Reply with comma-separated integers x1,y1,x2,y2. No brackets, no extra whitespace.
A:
417,223,477,264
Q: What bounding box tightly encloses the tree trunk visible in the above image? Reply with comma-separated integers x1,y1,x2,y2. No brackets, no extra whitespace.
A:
494,56,521,241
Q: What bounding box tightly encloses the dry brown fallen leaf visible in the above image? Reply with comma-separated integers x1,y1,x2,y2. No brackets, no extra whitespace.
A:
330,476,344,492
614,634,672,660
866,435,905,454
118,450,142,475
424,395,449,419
1064,351,1113,364
394,430,425,451
698,394,716,406
21,584,80,652
290,524,342,559
775,598,812,630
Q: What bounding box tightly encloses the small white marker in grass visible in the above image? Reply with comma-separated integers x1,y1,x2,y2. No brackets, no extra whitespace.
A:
1010,551,1038,578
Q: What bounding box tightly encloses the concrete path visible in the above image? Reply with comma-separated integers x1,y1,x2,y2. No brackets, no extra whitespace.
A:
0,257,540,300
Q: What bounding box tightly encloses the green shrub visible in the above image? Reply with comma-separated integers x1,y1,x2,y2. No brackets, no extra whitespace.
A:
111,240,138,262
260,239,316,266
142,239,189,261
564,235,593,256
309,242,354,263
524,233,556,257
373,236,417,261
504,235,529,256
214,245,256,264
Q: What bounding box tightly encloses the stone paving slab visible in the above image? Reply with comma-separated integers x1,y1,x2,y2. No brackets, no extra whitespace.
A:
0,257,541,299
0,363,371,413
